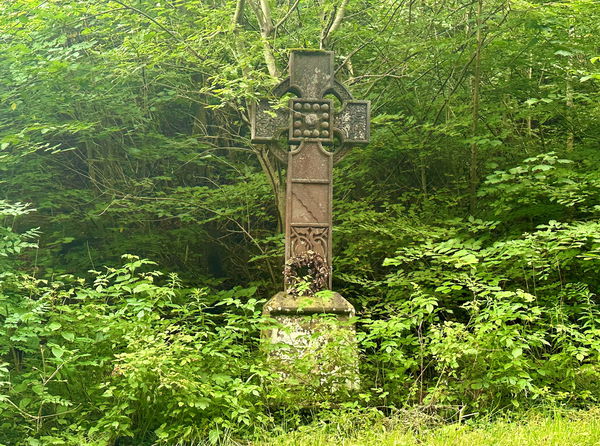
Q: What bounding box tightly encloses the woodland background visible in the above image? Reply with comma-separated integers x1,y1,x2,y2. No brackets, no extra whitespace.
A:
0,0,599,444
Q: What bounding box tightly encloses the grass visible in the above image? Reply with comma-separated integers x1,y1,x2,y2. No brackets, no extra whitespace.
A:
256,408,600,446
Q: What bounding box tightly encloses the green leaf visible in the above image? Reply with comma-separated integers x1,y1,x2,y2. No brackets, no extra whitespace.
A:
51,346,65,359
132,283,152,293
48,322,62,331
554,50,573,57
196,398,210,409
209,429,220,444
61,332,75,342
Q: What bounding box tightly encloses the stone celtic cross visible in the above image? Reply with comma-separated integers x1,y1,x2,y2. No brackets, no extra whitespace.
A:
251,50,370,288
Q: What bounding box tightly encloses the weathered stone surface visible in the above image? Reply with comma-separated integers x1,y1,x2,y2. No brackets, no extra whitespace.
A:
289,50,335,98
263,292,359,401
335,101,370,144
250,99,287,143
286,141,332,277
263,291,355,316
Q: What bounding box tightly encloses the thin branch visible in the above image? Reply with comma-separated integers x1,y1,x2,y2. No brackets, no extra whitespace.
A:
274,0,301,32
335,42,369,76
319,8,336,49
108,0,203,60
320,0,350,48
256,146,285,229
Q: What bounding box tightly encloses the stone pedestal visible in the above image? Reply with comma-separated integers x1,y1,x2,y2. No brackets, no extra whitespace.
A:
262,291,359,403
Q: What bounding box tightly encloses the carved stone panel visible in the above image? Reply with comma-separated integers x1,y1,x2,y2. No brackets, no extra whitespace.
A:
335,101,370,144
289,142,329,179
289,226,329,259
250,99,287,143
286,141,333,277
290,183,329,223
290,50,334,98
289,99,333,144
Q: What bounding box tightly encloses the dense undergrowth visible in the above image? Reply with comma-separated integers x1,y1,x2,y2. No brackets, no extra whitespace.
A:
2,184,600,444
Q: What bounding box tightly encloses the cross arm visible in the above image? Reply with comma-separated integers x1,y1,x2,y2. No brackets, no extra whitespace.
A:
334,100,370,145
250,99,288,144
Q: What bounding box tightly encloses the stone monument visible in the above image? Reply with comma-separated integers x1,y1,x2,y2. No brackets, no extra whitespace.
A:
251,50,370,400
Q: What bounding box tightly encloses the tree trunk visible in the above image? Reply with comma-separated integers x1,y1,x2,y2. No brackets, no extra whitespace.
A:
565,24,574,152
469,0,483,214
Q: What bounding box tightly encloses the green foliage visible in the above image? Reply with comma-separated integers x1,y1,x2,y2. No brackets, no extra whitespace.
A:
0,256,277,445
335,155,600,412
0,201,39,273
1,0,600,443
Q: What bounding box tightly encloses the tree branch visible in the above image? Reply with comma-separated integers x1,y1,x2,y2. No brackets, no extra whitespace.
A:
320,0,350,48
232,0,245,26
274,0,301,32
335,42,369,76
248,0,280,77
109,0,202,60
259,0,274,35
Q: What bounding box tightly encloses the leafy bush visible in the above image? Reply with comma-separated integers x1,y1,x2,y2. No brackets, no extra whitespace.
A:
1,219,600,443
0,255,280,445
0,201,39,274
335,155,600,414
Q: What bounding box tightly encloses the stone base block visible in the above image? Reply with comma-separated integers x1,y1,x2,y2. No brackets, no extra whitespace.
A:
262,291,359,404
